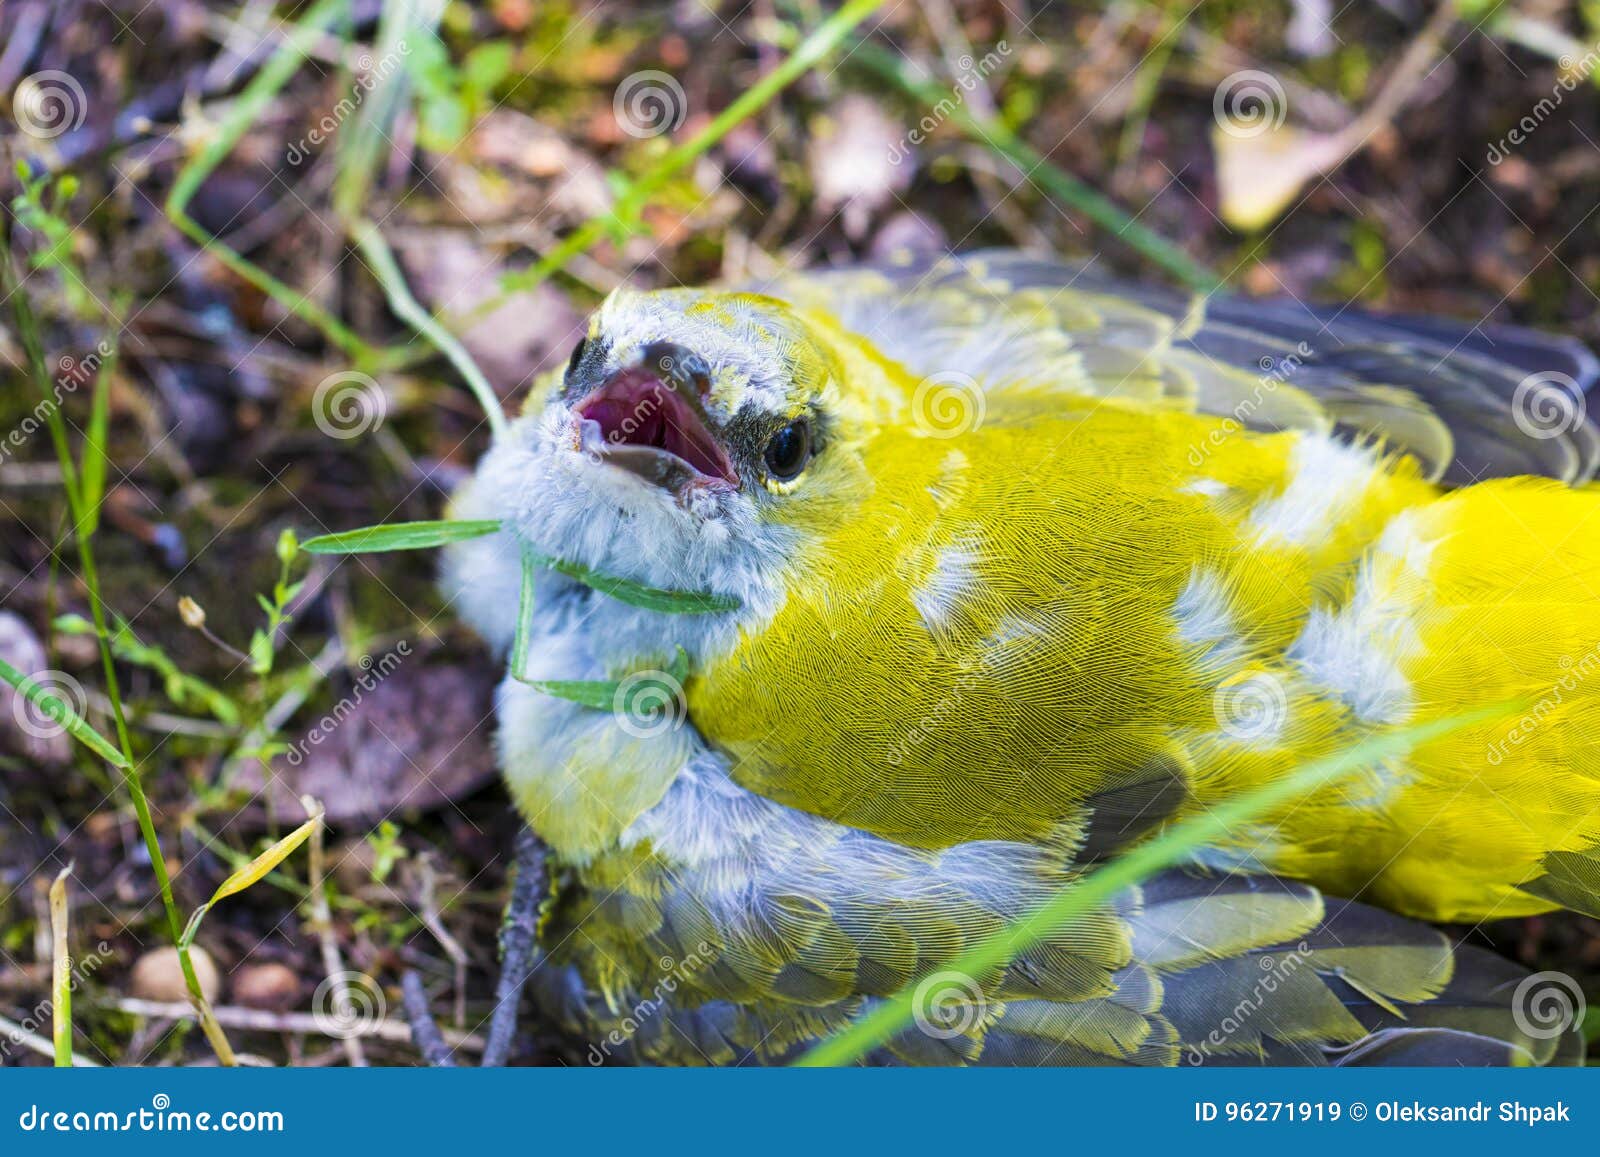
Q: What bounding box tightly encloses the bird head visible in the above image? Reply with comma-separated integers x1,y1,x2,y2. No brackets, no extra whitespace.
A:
460,287,898,644
564,287,856,505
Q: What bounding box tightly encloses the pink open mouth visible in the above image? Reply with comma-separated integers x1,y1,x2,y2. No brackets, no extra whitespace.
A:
574,367,738,490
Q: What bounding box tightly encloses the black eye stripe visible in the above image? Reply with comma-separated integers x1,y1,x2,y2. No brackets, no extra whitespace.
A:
565,336,589,380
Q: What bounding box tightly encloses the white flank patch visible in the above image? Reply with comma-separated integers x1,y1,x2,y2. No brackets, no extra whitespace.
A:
1249,434,1378,546
1288,511,1435,727
1374,508,1441,578
1289,605,1415,726
978,612,1059,675
912,540,982,634
1180,478,1230,498
1172,568,1233,647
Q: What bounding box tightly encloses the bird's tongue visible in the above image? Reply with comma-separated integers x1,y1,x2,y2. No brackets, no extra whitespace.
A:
576,367,737,486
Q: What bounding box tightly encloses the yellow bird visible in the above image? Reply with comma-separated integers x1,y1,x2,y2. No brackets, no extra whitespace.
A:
443,251,1598,1065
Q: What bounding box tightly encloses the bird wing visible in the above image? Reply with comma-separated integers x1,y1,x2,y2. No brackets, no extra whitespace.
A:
762,249,1600,486
540,812,1576,1067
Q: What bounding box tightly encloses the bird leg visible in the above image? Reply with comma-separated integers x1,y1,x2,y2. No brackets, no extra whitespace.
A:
480,826,549,1067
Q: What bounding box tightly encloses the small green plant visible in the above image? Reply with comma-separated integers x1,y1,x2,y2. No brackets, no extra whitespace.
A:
250,529,307,676
367,821,409,885
407,37,514,150
53,614,240,726
9,168,98,318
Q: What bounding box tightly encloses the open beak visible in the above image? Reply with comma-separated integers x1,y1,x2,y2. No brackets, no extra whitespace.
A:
572,345,739,492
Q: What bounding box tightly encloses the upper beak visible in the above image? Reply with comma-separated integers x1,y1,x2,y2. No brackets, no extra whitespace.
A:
571,342,739,492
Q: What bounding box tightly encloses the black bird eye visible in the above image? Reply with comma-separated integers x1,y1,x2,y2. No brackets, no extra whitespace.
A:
565,336,589,380
763,419,812,482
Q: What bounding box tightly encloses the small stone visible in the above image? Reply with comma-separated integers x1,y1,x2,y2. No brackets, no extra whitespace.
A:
232,962,300,1011
129,945,222,1005
0,612,71,766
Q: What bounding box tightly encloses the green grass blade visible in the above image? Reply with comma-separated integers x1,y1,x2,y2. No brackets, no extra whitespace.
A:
844,41,1223,293
182,805,323,949
512,550,537,682
514,675,623,710
164,0,374,359
301,519,503,554
0,657,129,768
517,646,689,710
49,866,72,1067
495,0,890,300
351,219,508,439
796,700,1516,1067
77,341,116,536
4,207,236,1065
525,549,740,614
